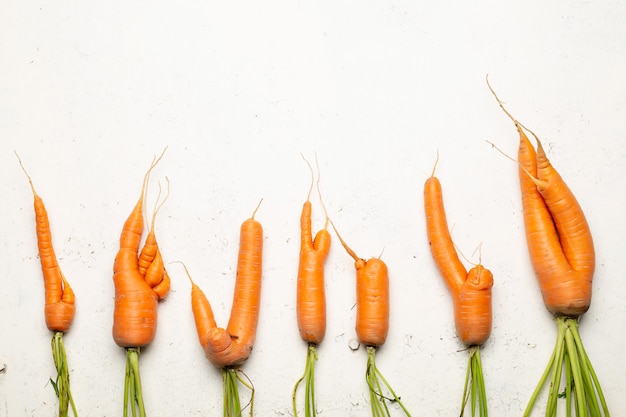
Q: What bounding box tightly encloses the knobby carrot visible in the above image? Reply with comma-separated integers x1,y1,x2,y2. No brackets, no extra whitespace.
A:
293,156,331,417
488,77,609,417
332,221,411,417
183,201,264,417
423,157,493,417
112,148,170,417
16,152,78,417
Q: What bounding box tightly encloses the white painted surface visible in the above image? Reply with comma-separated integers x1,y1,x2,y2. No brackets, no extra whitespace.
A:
1,1,625,416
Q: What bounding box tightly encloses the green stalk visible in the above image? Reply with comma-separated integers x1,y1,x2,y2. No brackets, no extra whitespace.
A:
223,367,255,417
50,331,78,417
365,346,412,417
124,348,146,417
460,346,488,417
523,316,610,417
293,344,319,417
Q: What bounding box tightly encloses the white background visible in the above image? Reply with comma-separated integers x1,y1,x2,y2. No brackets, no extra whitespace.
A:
1,1,625,416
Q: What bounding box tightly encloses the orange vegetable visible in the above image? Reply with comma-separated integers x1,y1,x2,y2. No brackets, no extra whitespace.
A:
423,157,493,416
488,77,608,416
17,152,78,417
332,221,410,417
111,148,169,417
293,156,331,417
423,165,493,346
183,202,263,417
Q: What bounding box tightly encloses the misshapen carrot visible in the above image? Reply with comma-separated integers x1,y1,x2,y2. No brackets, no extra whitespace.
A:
296,158,331,345
17,152,76,333
112,150,170,348
188,202,264,369
488,77,608,416
487,80,594,317
332,221,411,416
424,169,493,346
293,156,331,417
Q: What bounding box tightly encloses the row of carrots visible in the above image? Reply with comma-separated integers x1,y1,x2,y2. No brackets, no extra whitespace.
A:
17,80,609,417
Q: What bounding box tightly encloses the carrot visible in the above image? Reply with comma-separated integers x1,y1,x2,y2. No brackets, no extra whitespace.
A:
292,155,331,417
182,201,263,417
423,157,493,416
16,152,78,417
332,221,411,417
112,148,169,417
488,77,609,417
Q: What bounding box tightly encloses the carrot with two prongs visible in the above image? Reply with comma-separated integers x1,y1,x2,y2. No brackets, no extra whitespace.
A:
182,201,264,417
423,157,493,417
16,152,78,417
292,156,332,417
332,221,411,417
112,148,170,417
487,77,609,417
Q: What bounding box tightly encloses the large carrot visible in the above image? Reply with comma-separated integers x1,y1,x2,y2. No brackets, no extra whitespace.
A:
16,152,78,417
112,148,170,417
488,78,609,417
423,158,493,417
332,221,411,417
292,156,331,417
182,202,263,417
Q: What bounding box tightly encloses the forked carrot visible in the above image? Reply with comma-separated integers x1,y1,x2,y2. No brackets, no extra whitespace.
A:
112,148,170,417
331,221,411,417
487,77,609,417
182,201,264,417
423,156,493,417
16,152,78,417
292,156,331,417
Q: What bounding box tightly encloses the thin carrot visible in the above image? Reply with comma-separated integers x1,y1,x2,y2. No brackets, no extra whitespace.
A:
423,157,493,416
488,77,609,417
112,148,169,417
332,221,411,417
182,201,263,417
293,155,331,417
16,152,78,417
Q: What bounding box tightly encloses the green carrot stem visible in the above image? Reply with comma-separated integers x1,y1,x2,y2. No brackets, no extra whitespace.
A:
51,331,78,417
293,344,319,417
124,348,146,417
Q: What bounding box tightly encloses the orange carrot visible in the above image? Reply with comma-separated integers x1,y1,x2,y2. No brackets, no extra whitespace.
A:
293,156,331,417
16,152,78,417
332,221,411,417
181,202,263,417
187,203,263,369
423,166,493,346
112,148,169,417
488,77,608,416
423,158,493,416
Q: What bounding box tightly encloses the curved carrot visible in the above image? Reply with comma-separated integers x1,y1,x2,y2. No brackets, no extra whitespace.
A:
182,202,263,417
423,170,493,346
182,211,264,368
16,152,78,417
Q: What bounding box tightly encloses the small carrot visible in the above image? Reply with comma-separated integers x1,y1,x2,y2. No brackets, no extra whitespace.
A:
112,148,169,417
293,155,331,417
332,221,411,417
488,77,609,417
182,201,264,417
423,157,493,416
16,152,78,417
